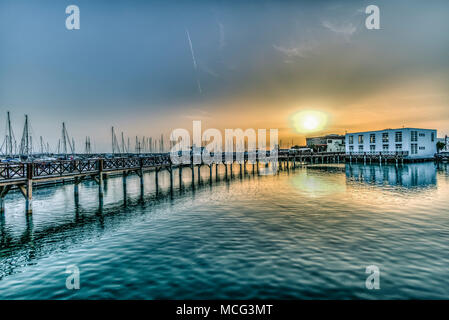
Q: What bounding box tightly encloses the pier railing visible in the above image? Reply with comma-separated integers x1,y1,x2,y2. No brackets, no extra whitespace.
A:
0,151,344,184
346,151,409,157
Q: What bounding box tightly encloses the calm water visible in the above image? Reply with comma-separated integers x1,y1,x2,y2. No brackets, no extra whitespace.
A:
0,162,449,299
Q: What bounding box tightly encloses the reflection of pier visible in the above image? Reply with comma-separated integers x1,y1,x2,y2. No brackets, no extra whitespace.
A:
0,163,270,280
345,163,437,188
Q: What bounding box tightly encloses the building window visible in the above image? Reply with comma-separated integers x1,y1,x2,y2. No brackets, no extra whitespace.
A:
431,132,435,142
349,136,353,144
349,146,354,151
370,134,376,143
419,146,425,150
411,131,417,142
358,145,363,151
383,144,389,151
411,143,418,155
395,132,402,142
419,133,425,137
395,144,402,151
358,135,364,144
370,145,375,152
382,133,389,143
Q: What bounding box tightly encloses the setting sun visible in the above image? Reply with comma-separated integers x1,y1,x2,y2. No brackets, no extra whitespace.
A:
291,110,328,133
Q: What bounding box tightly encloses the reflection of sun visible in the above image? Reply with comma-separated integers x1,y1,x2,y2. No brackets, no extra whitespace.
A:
291,110,328,133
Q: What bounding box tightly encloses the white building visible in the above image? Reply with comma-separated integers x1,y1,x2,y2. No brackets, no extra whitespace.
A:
345,128,437,159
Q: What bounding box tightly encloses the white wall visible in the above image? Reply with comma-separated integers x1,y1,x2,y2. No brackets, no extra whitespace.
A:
345,128,437,159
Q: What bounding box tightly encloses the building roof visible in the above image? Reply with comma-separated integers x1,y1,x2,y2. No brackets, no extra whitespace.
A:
346,128,437,135
306,134,344,140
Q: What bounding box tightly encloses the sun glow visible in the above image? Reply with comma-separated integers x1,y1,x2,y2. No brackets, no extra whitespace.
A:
291,110,328,133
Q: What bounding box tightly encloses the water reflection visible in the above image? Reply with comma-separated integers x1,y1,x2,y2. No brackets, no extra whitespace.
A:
0,165,263,280
1,161,449,299
346,163,437,188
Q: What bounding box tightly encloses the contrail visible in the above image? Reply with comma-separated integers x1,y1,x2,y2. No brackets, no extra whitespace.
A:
186,29,202,94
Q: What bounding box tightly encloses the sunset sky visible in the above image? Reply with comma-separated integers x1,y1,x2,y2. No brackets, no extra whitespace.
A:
1,0,448,152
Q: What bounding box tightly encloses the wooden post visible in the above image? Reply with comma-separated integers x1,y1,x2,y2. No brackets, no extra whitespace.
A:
179,166,183,188
139,159,144,195
25,163,33,214
74,177,80,205
155,168,159,193
123,171,127,203
25,179,33,214
197,164,201,184
225,163,228,179
0,186,11,213
169,166,173,193
98,159,104,200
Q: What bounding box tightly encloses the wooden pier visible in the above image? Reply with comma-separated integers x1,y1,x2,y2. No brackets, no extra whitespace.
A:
0,150,434,214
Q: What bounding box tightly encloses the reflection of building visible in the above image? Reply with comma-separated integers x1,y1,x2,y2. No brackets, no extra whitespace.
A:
306,134,344,152
345,163,437,188
345,128,437,159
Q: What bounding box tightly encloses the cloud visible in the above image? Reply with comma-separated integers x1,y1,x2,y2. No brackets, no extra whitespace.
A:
322,20,357,39
199,63,221,78
218,22,226,49
273,42,316,59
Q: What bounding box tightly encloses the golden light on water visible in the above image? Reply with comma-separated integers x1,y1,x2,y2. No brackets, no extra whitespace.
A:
291,110,328,133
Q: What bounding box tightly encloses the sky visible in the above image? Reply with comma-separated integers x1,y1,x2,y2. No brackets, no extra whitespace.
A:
1,0,449,152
